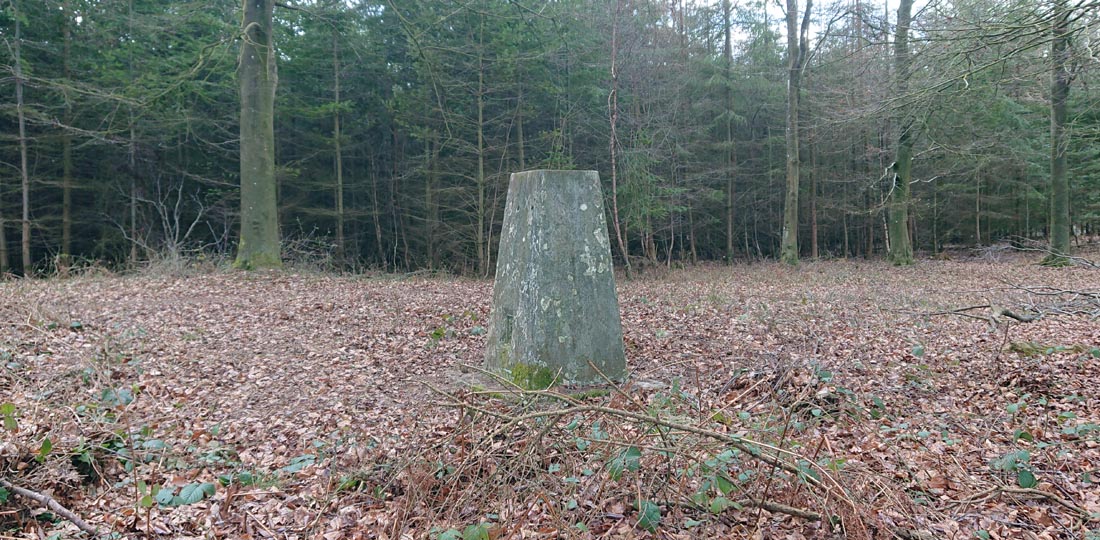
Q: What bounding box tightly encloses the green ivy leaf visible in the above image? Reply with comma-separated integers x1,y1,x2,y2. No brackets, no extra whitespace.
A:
36,437,52,463
716,474,735,495
280,454,315,473
461,523,489,540
607,446,642,480
155,486,175,506
1,402,16,431
177,482,215,505
796,460,820,484
142,439,167,450
635,500,661,532
438,529,462,540
1017,469,1037,488
992,450,1029,472
710,497,734,513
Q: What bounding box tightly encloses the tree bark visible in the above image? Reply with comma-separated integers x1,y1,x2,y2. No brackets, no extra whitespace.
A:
975,171,982,246
128,0,139,266
887,0,915,265
810,130,818,259
61,0,73,272
516,82,526,170
332,27,345,262
425,132,438,269
1047,0,1071,263
723,0,736,264
14,0,32,274
608,0,633,279
235,0,282,269
780,0,811,265
476,17,488,277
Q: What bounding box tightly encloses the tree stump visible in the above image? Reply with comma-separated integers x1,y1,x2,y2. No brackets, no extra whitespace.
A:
485,170,626,387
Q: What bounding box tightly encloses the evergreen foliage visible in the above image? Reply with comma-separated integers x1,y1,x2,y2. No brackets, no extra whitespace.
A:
0,0,1096,275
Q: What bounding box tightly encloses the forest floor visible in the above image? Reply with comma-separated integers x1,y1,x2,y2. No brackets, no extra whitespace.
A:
1,252,1099,540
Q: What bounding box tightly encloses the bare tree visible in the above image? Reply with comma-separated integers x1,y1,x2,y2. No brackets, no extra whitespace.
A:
887,0,916,265
780,0,812,265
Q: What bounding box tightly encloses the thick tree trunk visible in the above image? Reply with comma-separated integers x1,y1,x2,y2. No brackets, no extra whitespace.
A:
887,0,915,265
780,0,811,265
1047,0,1071,263
235,0,282,269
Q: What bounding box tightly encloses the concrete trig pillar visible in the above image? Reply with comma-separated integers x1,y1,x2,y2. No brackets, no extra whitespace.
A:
485,170,626,387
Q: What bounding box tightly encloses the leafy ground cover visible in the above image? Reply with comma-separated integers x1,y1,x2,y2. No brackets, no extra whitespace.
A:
1,255,1098,539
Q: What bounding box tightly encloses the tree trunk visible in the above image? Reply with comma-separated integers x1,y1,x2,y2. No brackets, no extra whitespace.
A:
128,0,139,266
476,18,488,277
975,172,982,246
235,0,282,269
932,180,939,253
130,125,138,265
810,123,818,259
887,0,915,265
425,133,438,269
723,0,736,264
61,0,73,272
332,27,345,261
865,189,873,257
608,0,633,279
14,0,32,274
516,82,526,170
1047,0,1071,263
780,0,811,265
368,152,386,269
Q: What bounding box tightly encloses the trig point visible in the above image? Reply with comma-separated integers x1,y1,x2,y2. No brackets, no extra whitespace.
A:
485,170,626,387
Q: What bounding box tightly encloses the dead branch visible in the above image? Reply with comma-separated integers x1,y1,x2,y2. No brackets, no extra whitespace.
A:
1006,236,1099,268
668,497,823,521
0,477,100,537
947,485,1095,521
429,384,824,486
422,381,864,531
899,304,1040,323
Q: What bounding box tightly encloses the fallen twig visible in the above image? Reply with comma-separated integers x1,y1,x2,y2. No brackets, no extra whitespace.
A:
0,477,100,537
947,485,1095,521
667,497,823,521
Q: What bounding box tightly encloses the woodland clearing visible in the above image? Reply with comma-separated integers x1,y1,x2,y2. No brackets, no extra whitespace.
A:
1,255,1098,539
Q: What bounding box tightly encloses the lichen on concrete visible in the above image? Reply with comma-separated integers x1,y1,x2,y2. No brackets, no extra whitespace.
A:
484,170,626,385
